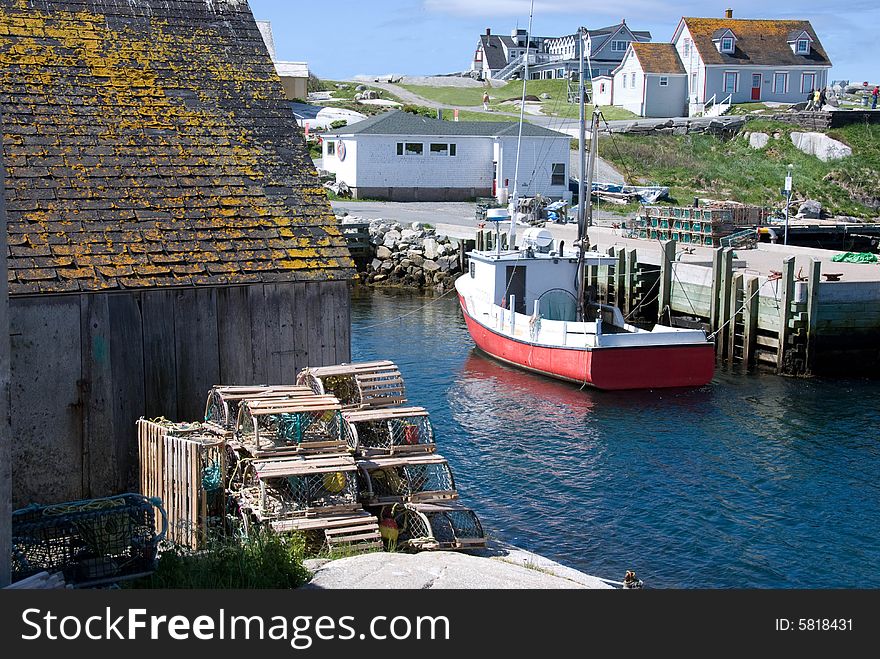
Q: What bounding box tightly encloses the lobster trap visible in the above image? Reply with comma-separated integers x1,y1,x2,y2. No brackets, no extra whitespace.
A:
137,418,226,549
343,407,435,456
231,454,382,553
11,494,166,588
297,360,407,410
204,385,316,433
374,501,486,551
235,397,349,455
357,455,457,505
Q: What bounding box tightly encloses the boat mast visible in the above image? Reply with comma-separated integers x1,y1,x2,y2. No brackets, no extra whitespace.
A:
577,26,586,246
576,43,599,323
508,0,535,252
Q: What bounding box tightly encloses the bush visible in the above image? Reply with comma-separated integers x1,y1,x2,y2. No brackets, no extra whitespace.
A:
329,119,348,130
307,73,325,93
129,531,310,589
402,104,436,119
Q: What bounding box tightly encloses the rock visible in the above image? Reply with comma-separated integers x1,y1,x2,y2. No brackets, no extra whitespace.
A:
376,245,392,259
380,260,394,271
422,259,440,272
370,259,382,271
790,131,852,162
540,92,551,99
400,228,423,242
399,258,412,268
383,229,401,248
423,238,440,260
372,274,387,282
411,222,423,230
748,132,770,149
355,84,366,91
407,249,424,257
797,199,823,219
410,255,424,267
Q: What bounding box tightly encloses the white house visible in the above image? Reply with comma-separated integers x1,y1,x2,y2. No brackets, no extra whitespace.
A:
612,43,688,117
672,11,832,112
322,111,573,203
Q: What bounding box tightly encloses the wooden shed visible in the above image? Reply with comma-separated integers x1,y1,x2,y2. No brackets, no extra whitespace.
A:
0,0,355,508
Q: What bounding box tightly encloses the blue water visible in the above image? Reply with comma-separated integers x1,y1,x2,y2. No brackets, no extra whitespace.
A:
350,287,880,588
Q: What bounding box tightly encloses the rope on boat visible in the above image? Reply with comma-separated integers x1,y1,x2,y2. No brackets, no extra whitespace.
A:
356,286,460,331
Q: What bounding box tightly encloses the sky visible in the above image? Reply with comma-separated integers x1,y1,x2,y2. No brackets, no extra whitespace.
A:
248,1,875,84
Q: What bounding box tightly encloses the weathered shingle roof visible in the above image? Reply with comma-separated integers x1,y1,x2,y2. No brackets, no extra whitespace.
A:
479,34,514,71
682,18,831,67
0,0,353,295
328,111,569,139
631,43,686,74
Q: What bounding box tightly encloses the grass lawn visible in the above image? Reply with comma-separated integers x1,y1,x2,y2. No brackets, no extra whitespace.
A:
727,102,781,116
599,119,880,217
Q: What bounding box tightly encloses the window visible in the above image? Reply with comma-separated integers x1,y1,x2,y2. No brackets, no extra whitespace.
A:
801,73,815,94
469,261,476,278
599,82,606,93
611,40,628,52
691,71,698,91
450,143,456,156
631,72,636,87
622,75,627,89
557,68,565,78
551,163,566,186
326,141,336,156
723,71,738,93
773,72,788,94
683,38,691,58
430,143,457,156
721,37,734,53
796,39,809,54
659,76,669,87
397,142,423,156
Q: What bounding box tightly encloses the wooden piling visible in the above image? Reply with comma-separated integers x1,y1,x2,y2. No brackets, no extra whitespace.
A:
625,249,637,317
776,256,796,373
806,259,822,375
615,248,626,311
709,248,724,335
658,240,676,322
715,249,734,357
742,276,760,368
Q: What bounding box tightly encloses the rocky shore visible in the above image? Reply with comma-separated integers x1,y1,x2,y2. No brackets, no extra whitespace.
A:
340,216,465,292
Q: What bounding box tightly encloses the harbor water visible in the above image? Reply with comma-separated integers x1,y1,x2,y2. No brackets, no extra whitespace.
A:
351,287,880,588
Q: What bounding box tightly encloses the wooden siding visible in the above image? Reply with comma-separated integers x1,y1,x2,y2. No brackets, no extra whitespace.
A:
9,280,351,508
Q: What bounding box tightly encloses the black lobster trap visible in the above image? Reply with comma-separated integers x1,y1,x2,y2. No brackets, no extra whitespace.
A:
342,406,435,456
235,397,350,455
374,501,486,551
297,360,407,410
11,494,166,587
357,454,457,505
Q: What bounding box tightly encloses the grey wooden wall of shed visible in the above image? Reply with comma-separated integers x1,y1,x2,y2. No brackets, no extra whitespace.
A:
8,279,351,509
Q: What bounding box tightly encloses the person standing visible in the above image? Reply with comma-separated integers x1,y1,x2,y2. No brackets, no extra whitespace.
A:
818,87,827,109
872,85,879,110
805,88,815,110
482,90,490,111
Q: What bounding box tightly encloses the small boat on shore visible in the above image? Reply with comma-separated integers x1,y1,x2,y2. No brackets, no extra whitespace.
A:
454,19,714,391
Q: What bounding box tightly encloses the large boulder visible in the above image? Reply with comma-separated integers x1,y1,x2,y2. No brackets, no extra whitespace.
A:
797,199,823,219
383,229,402,248
422,237,440,260
422,259,440,273
790,132,852,162
748,132,770,149
376,245,392,259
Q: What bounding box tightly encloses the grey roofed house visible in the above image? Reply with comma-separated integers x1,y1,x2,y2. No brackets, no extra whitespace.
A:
479,33,517,71
330,110,569,139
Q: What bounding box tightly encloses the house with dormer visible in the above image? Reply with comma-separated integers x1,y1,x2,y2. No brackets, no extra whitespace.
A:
672,10,832,110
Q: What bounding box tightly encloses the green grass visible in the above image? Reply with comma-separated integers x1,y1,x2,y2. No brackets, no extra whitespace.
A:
400,79,636,121
128,531,310,589
599,119,880,217
726,102,780,116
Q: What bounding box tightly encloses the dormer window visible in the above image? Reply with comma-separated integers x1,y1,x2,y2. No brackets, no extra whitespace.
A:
796,39,810,54
720,37,734,53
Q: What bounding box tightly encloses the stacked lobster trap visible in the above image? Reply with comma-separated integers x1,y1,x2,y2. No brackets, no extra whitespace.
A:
298,361,487,552
138,360,486,555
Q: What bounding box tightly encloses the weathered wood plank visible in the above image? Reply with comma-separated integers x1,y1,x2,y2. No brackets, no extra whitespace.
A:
9,298,84,507
174,288,220,421
321,281,339,366
334,280,352,364
278,283,297,383
81,293,115,498
305,281,323,369
245,285,268,386
291,281,310,373
142,289,178,420
109,293,145,493
806,260,821,375
742,276,760,368
777,256,796,372
217,286,253,385
264,283,284,385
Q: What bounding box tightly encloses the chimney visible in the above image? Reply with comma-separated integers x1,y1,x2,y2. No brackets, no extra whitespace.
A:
621,19,626,25
486,28,491,36
724,8,733,18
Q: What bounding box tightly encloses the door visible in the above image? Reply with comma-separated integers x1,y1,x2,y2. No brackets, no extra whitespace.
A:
751,73,762,100
505,266,527,315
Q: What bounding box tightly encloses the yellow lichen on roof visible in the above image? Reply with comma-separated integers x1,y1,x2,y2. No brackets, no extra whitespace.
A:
0,1,354,295
631,42,685,74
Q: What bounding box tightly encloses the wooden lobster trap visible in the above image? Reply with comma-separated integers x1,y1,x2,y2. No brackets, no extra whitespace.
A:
357,454,457,506
204,385,315,434
342,406,435,456
232,454,381,552
137,418,226,550
235,396,350,456
374,501,486,551
297,360,407,410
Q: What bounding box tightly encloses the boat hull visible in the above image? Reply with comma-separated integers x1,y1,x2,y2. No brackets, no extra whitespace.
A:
458,294,715,390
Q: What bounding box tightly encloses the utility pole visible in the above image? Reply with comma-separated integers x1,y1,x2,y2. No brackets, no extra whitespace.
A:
783,164,793,246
